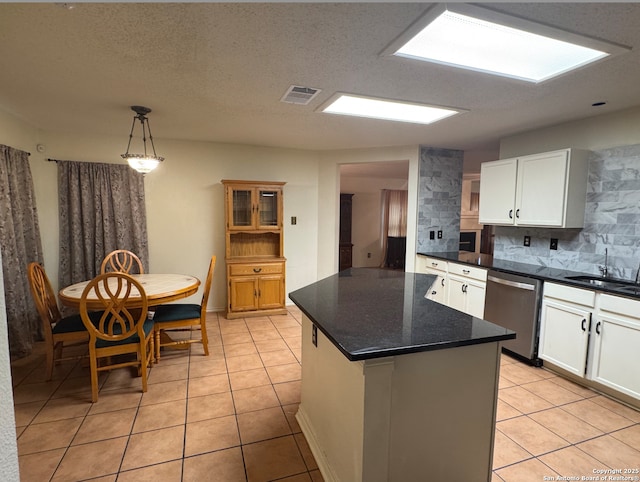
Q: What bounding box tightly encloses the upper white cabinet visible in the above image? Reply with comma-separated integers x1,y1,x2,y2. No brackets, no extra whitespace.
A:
478,148,590,228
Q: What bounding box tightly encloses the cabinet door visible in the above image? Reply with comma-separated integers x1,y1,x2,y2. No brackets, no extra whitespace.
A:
230,277,258,312
257,275,285,310
478,158,517,225
589,313,640,400
424,269,447,305
516,150,568,226
465,281,486,318
447,276,467,313
539,299,590,377
228,187,255,230
257,188,281,229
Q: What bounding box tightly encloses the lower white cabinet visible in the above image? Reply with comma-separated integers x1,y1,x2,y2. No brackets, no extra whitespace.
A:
540,283,640,401
539,283,594,377
415,256,487,317
589,294,640,400
446,262,487,318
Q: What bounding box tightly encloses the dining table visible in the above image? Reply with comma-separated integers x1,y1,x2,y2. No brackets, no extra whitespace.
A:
59,273,201,310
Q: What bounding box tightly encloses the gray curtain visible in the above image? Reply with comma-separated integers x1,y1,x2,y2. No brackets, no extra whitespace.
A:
58,160,149,288
0,145,44,358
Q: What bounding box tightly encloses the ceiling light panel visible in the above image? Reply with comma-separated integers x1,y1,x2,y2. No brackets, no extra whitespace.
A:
321,94,463,125
384,4,630,83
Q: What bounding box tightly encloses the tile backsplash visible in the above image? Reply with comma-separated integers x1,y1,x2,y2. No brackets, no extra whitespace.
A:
493,143,640,280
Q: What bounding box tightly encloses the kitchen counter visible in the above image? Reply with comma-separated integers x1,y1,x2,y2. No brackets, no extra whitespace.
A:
289,268,514,482
289,268,515,361
418,251,640,297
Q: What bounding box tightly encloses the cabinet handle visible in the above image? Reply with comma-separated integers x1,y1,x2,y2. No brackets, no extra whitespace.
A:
595,321,601,335
462,269,470,274
462,284,467,293
441,278,445,287
581,318,586,331
431,262,438,267
431,290,437,295
253,268,262,273
515,209,520,219
509,209,513,219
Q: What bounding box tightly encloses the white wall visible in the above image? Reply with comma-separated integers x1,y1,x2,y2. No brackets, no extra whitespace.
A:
340,176,409,268
0,253,19,481
499,105,640,157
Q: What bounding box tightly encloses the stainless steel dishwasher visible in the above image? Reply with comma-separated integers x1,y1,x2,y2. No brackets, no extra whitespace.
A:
483,270,543,366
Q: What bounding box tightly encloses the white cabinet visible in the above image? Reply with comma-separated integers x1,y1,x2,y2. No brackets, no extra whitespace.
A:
589,294,640,400
478,148,589,228
415,256,486,316
477,158,517,225
540,283,640,401
416,256,448,304
539,283,595,377
447,262,487,318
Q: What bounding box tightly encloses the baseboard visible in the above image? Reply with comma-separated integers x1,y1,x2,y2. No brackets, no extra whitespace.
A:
295,406,340,482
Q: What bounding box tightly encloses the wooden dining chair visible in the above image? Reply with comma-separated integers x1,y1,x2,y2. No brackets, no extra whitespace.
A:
153,256,216,362
79,272,154,403
27,262,104,380
100,249,144,275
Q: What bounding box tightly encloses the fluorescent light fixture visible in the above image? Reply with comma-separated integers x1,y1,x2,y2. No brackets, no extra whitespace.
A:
321,94,462,125
384,4,629,83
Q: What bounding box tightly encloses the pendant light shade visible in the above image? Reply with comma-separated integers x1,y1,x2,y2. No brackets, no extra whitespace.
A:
121,105,164,174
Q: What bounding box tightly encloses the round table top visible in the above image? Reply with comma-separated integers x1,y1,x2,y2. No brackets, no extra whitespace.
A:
59,273,201,309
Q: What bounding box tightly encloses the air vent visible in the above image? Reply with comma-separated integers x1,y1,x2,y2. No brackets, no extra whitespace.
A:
280,85,322,105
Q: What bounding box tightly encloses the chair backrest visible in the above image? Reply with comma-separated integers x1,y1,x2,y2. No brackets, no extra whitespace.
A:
101,249,144,275
27,262,62,332
79,272,149,343
200,256,217,316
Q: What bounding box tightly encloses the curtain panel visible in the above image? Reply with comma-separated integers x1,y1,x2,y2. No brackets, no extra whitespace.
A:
380,189,408,268
0,145,44,357
58,160,149,289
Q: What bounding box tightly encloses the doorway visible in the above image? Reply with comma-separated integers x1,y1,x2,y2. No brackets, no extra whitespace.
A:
339,161,410,269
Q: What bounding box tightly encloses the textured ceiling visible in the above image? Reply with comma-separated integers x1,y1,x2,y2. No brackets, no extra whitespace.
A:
1,3,639,153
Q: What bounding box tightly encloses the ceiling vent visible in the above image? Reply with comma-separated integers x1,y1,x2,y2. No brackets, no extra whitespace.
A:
281,85,322,105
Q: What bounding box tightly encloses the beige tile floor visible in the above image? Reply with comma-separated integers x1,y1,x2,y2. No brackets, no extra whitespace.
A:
11,306,640,481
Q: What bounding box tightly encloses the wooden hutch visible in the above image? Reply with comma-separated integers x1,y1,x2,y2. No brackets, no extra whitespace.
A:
222,180,287,319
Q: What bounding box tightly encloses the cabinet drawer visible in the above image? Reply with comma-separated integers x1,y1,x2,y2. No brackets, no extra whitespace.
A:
229,263,283,276
599,293,640,319
543,282,595,308
418,256,447,273
448,262,487,282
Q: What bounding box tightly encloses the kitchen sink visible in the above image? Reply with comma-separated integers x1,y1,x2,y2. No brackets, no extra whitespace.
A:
564,275,640,292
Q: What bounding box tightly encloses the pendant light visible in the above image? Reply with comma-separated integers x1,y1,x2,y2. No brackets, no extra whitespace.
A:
121,105,164,174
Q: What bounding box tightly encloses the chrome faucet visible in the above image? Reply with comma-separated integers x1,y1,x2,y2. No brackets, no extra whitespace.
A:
599,248,608,278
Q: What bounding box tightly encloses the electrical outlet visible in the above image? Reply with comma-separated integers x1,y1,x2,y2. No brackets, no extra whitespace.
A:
430,231,435,240
524,236,531,247
312,325,318,347
437,230,443,239
367,252,371,258
550,238,558,250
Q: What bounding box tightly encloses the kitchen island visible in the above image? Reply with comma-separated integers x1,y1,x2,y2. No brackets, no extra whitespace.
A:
288,268,515,482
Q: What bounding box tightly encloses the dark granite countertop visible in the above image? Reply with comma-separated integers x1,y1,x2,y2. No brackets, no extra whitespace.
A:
417,251,640,298
288,268,515,362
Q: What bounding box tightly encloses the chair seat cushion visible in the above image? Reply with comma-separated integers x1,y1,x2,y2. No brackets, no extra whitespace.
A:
153,304,201,323
53,311,104,334
95,318,154,348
